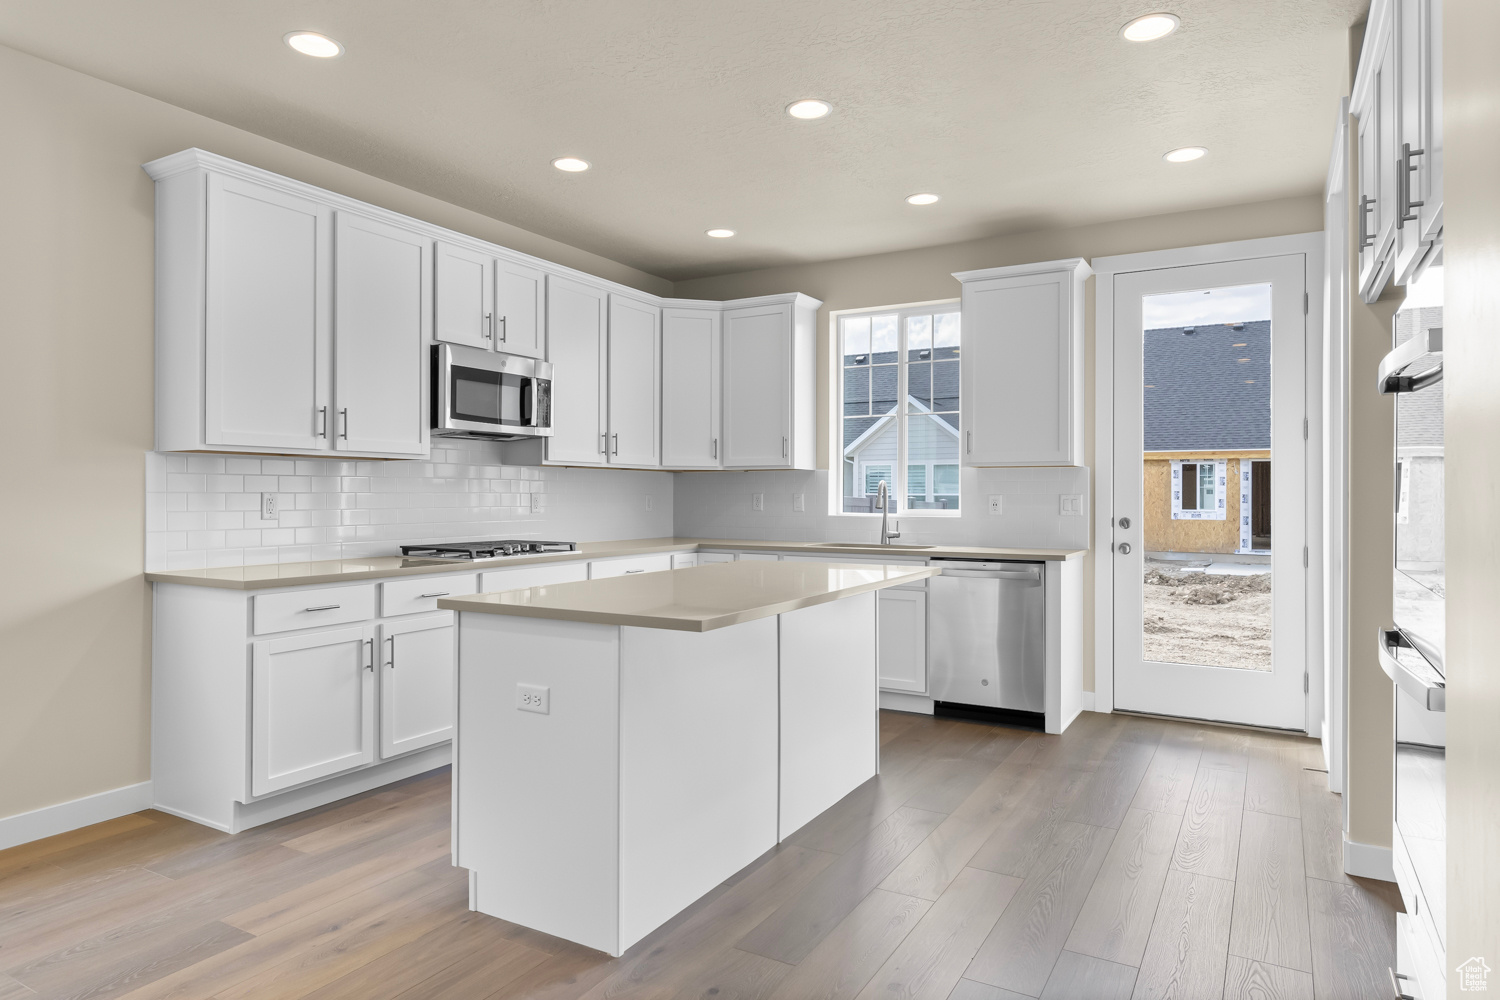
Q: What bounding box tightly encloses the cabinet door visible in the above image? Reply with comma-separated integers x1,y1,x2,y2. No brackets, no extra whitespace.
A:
961,268,1080,466
434,241,494,350
251,625,375,796
333,212,431,456
607,294,661,467
662,307,722,468
1393,0,1443,282
545,275,609,465
204,174,331,451
379,613,455,759
722,302,792,467
496,258,547,359
1356,13,1398,298
878,589,928,693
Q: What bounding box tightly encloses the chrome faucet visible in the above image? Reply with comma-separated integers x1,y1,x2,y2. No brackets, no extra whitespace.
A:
876,480,900,545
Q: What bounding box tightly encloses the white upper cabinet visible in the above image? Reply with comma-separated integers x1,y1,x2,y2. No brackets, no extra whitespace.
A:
661,304,722,469
546,274,609,465
1354,1,1398,299
495,258,548,359
607,294,661,467
1393,0,1443,284
333,212,431,457
433,241,494,350
955,258,1090,467
721,294,819,470
202,174,330,452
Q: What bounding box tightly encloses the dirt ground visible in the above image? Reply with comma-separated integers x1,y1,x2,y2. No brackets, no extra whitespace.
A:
1141,563,1272,670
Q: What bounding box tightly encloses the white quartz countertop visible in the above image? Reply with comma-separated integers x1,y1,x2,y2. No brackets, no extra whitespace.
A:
438,560,939,632
144,537,1083,590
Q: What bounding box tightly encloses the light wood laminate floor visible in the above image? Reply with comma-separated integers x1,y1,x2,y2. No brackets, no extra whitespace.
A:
0,711,1402,1000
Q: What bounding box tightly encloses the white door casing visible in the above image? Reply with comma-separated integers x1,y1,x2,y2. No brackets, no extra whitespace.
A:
332,212,430,456
1111,253,1309,730
379,613,456,759
251,625,376,796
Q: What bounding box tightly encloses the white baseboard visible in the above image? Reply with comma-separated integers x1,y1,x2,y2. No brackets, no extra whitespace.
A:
0,780,154,852
1344,833,1397,882
878,691,935,715
1082,691,1096,712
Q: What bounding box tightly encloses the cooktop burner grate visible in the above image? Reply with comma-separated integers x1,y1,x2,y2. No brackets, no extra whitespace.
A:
399,539,578,560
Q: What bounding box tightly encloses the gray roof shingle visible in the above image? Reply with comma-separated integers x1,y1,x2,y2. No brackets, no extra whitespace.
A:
1144,321,1270,451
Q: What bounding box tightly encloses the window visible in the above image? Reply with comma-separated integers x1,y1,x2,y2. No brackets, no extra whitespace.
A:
840,305,960,514
1171,459,1227,520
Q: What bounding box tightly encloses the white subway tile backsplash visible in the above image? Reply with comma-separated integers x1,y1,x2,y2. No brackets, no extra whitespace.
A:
261,459,295,475
224,458,262,474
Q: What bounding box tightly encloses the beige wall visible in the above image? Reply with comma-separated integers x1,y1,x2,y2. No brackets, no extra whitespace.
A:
0,43,667,824
1443,0,1500,979
676,196,1324,692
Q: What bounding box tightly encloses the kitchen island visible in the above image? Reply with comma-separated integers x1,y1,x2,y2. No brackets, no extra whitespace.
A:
439,559,937,956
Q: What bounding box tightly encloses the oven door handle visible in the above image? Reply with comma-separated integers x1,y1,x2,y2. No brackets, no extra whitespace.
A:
1376,627,1446,712
1377,327,1443,394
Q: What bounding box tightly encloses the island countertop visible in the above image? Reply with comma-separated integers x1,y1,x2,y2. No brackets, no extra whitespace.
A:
437,559,938,632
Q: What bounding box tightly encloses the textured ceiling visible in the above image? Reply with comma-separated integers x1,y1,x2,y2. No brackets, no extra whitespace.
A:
0,0,1365,280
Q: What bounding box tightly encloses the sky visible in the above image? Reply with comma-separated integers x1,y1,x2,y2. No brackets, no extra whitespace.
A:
1143,282,1273,329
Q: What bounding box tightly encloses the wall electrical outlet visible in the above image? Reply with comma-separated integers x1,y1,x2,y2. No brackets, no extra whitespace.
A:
531,493,543,514
261,492,279,520
516,683,550,715
793,493,805,512
988,495,1003,515
752,492,765,511
1060,494,1084,516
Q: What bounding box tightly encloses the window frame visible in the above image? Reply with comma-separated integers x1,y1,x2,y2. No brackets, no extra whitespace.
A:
834,301,961,517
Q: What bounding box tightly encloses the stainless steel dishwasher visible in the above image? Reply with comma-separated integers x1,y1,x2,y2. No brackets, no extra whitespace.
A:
928,559,1046,721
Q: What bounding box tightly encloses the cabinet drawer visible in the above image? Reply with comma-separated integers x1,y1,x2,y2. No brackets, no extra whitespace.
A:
253,584,376,635
782,553,928,590
381,574,479,618
480,561,589,593
589,553,673,579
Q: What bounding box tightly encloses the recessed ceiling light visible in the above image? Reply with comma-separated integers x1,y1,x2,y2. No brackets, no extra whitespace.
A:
905,193,941,206
1120,13,1180,42
551,157,590,172
1163,146,1207,162
284,31,344,58
705,228,736,238
785,99,832,120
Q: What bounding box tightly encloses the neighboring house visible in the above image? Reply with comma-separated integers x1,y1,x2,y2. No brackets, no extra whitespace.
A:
1143,320,1271,556
842,342,960,511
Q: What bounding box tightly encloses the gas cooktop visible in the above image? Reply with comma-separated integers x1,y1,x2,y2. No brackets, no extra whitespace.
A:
399,539,578,561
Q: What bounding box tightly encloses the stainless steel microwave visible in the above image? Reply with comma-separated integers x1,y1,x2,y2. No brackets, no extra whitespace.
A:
432,344,553,440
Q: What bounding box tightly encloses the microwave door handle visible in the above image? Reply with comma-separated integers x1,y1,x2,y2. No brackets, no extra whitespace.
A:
521,378,534,426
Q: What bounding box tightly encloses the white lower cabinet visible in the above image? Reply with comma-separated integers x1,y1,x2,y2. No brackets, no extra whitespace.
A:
480,560,590,592
251,625,377,796
380,613,456,759
590,553,674,579
877,589,928,694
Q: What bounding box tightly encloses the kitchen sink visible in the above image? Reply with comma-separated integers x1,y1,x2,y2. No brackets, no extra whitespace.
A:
818,542,937,550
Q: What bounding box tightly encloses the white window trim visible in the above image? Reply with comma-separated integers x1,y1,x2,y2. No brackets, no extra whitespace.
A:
833,301,961,517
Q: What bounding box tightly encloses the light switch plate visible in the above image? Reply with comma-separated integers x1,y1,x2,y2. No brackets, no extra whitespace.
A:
752,492,765,511
1060,494,1084,516
517,683,550,714
645,495,654,511
793,493,805,512
988,495,1003,515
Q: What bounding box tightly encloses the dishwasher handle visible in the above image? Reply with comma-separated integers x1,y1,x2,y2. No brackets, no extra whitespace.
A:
938,567,1042,583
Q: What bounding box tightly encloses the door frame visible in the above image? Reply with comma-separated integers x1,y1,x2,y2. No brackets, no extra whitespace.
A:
1092,232,1325,734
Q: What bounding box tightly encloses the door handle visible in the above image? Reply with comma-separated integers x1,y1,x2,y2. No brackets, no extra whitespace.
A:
498,316,507,343
364,638,373,671
1358,194,1376,250
712,437,718,460
612,433,620,455
317,405,328,438
1118,516,1131,529
483,312,493,340
1377,627,1445,711
966,430,972,454
1117,542,1132,555
600,432,608,454
339,408,349,440
1398,143,1425,227
782,436,788,459
418,592,450,599
385,635,395,669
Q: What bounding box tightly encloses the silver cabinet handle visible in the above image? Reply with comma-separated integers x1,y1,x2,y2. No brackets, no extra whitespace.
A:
303,604,341,612
483,312,493,339
712,437,718,460
600,432,608,454
625,569,645,574
339,408,349,440
317,405,328,438
418,591,450,599
1398,142,1425,227
498,316,507,342
364,637,373,671
966,430,972,454
782,436,788,459
1117,542,1131,555
1358,194,1375,250
386,635,395,669
612,433,620,455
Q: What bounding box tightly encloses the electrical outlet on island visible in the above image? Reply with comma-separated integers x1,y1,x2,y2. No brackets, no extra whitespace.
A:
516,683,550,715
